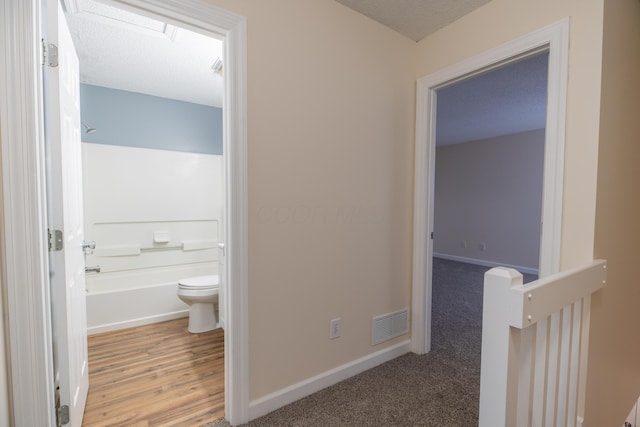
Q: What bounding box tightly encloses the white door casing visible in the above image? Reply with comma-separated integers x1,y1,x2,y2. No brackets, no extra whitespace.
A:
44,1,89,425
0,0,248,425
411,18,569,354
102,3,250,423
0,1,55,424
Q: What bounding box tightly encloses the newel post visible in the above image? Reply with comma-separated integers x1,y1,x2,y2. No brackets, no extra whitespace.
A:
479,267,524,427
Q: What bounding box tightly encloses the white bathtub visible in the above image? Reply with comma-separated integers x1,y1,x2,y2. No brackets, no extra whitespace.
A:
85,264,217,335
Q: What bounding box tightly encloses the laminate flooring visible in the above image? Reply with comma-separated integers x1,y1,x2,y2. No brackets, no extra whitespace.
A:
82,317,224,427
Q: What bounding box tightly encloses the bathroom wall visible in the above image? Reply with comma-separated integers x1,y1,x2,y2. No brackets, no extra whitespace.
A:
80,83,222,154
433,129,544,273
81,85,223,333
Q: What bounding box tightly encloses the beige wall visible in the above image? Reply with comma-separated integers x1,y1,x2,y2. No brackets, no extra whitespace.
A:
416,0,604,271
434,130,544,270
417,0,617,422
1,0,628,423
210,0,611,409
589,0,640,424
205,0,416,399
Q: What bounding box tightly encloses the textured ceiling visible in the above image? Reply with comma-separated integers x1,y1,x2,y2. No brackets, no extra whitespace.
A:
63,0,223,107
334,0,550,144
436,53,549,146
335,0,492,41
64,0,546,145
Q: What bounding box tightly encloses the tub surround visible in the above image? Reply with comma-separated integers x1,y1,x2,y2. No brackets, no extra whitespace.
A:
87,282,188,334
83,142,223,331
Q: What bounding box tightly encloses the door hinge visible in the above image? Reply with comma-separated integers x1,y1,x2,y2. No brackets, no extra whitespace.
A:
42,40,59,67
56,404,69,426
48,229,64,251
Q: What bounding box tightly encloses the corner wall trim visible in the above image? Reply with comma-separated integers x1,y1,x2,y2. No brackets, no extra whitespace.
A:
248,340,411,421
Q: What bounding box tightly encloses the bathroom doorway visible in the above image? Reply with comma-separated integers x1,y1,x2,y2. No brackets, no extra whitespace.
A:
63,1,229,424
0,0,248,424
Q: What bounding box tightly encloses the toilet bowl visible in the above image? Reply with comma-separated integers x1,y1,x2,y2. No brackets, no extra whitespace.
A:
177,275,220,333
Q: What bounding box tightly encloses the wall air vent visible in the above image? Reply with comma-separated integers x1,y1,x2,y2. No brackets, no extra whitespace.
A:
372,308,409,345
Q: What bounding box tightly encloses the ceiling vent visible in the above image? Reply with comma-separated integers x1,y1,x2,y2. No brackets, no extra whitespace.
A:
211,57,223,75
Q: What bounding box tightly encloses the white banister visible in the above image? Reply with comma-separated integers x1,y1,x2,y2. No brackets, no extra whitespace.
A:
479,260,606,427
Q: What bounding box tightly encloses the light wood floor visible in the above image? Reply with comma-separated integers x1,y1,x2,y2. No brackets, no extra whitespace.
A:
82,317,224,427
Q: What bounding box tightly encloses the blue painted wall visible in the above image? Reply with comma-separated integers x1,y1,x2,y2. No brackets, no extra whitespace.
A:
80,84,222,155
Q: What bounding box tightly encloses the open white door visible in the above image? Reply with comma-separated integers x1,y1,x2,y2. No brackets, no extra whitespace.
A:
43,1,89,425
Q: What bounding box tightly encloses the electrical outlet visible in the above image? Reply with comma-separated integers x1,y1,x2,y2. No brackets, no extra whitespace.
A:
479,242,487,251
330,318,341,339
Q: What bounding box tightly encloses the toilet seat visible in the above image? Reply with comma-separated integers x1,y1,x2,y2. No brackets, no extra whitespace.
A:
178,275,219,290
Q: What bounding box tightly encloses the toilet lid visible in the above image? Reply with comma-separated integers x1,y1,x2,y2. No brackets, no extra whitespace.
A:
178,275,219,289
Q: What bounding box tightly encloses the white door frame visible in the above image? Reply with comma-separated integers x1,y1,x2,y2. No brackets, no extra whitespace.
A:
0,0,249,425
411,19,569,354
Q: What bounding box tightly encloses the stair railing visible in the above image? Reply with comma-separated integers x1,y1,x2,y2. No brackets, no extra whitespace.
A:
479,259,607,427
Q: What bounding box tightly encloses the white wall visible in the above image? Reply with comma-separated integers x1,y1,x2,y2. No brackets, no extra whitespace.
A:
434,130,544,271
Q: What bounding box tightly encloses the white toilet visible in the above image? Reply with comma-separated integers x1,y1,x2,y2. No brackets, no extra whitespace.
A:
177,275,220,333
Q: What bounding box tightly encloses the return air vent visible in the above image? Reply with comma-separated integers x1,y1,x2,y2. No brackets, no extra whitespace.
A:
372,308,409,345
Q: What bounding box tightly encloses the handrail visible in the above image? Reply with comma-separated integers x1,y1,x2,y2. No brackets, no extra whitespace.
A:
498,260,607,329
479,259,607,427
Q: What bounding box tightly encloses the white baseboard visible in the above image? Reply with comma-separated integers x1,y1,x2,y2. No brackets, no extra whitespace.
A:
87,310,189,335
433,253,539,276
249,339,411,421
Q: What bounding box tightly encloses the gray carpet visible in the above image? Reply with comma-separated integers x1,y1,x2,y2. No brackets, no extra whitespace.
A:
204,259,537,427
